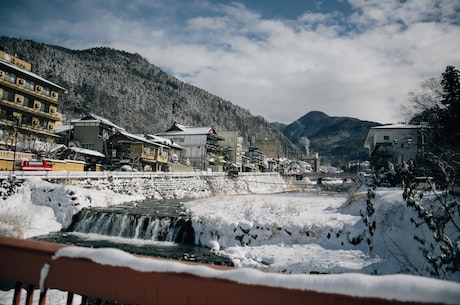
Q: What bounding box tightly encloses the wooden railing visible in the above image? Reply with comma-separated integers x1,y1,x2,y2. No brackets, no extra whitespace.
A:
0,236,448,305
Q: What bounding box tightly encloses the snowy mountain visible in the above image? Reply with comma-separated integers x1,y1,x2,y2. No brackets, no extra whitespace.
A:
0,36,302,158
278,111,381,167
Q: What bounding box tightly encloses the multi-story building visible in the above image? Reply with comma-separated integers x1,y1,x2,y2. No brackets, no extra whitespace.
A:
110,130,170,172
70,113,175,171
364,123,430,171
247,146,265,171
255,138,282,159
157,122,224,170
219,131,244,172
0,48,65,153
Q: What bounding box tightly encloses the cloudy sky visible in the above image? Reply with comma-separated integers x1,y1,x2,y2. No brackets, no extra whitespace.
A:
2,0,460,124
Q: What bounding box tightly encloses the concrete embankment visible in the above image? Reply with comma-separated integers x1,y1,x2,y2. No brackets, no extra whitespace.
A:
52,171,291,199
1,171,294,200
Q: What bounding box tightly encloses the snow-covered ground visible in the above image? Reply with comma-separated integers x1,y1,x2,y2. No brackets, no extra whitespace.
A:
1,177,460,304
184,190,460,280
185,192,372,273
0,177,143,238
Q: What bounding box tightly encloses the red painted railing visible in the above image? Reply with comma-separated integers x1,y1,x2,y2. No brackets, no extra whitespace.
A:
0,236,447,305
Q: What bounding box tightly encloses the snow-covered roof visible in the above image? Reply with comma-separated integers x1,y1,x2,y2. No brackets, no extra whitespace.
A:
118,130,167,148
70,146,105,158
54,125,71,134
364,123,426,149
158,122,224,140
145,134,184,150
369,123,423,130
0,59,66,91
71,113,125,131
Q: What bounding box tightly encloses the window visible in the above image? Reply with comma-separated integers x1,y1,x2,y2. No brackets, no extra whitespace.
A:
40,102,49,113
383,135,390,141
77,122,99,127
0,109,12,120
22,115,32,126
2,89,14,102
23,96,34,108
4,71,16,84
24,79,35,91
41,86,51,96
39,119,48,129
143,146,151,156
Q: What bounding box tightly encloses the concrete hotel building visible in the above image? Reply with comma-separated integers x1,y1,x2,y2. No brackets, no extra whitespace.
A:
0,48,65,151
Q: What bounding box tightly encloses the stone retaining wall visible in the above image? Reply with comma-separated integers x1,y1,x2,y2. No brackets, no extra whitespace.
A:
57,172,290,200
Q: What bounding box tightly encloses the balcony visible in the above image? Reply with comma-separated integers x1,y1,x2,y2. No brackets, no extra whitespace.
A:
0,78,59,105
0,98,60,121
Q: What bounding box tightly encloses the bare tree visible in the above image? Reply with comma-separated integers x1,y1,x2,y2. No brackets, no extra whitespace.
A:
402,162,459,279
402,78,444,125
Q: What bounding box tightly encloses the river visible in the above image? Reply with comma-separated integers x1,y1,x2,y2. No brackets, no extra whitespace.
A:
32,198,233,266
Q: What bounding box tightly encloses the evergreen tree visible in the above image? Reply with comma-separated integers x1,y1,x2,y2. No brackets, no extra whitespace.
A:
440,66,460,149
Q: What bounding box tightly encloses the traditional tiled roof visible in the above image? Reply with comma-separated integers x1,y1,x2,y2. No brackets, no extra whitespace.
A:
118,130,167,148
71,113,125,131
158,122,224,140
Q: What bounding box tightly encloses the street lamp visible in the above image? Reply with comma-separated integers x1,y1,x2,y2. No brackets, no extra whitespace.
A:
11,116,21,173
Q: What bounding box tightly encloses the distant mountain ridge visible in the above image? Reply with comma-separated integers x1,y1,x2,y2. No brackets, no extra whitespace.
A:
279,111,381,167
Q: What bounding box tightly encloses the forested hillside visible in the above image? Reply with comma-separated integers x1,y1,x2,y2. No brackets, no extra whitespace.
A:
280,111,381,167
0,36,302,158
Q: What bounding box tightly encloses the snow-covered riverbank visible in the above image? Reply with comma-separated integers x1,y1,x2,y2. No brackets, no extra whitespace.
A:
185,190,460,282
0,172,289,238
1,175,460,304
0,177,144,238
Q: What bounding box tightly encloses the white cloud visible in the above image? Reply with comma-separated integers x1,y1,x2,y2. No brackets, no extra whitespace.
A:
3,0,459,124
148,0,460,123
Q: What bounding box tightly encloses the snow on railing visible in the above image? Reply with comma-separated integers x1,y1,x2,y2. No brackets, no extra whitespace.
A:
2,236,456,305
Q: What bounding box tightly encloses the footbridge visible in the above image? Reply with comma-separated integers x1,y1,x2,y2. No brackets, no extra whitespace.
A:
284,171,359,181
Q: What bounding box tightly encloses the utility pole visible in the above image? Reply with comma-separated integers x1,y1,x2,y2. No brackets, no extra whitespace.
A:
12,116,20,174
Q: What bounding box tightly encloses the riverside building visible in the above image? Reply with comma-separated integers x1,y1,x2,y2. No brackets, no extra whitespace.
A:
0,48,66,151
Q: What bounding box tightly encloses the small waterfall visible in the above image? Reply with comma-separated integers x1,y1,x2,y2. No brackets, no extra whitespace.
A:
67,209,195,244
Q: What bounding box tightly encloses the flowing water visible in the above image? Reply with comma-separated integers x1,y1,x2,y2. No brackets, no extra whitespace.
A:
32,198,233,266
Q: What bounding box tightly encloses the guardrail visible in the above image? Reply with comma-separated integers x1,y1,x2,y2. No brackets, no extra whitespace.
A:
0,236,450,305
0,170,227,180
0,170,283,180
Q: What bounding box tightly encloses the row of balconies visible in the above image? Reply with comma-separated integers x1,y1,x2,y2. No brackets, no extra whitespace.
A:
0,70,59,103
0,92,60,121
126,143,169,164
0,116,56,132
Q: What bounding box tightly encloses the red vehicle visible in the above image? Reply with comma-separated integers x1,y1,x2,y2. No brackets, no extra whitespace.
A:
15,159,53,171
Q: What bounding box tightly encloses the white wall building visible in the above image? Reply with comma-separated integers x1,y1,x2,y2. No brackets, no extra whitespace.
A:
157,122,224,170
364,123,429,170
